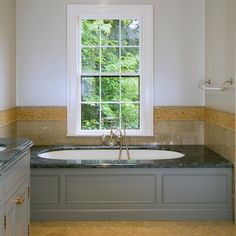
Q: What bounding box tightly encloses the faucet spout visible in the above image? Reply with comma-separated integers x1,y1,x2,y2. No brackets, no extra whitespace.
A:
123,128,130,160
101,118,130,160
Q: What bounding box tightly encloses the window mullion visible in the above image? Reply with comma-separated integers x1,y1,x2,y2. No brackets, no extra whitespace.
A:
79,18,82,132
119,19,122,129
99,20,102,130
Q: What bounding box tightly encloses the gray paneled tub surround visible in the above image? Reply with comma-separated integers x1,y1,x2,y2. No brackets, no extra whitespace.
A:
30,145,233,221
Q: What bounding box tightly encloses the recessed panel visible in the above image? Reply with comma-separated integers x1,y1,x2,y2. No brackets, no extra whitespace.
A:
66,174,156,204
162,174,227,203
31,175,60,204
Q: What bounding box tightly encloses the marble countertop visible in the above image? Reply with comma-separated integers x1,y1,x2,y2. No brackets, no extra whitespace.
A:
30,145,233,168
0,138,33,173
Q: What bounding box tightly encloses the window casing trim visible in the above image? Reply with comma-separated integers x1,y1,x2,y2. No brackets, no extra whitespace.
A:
67,4,153,136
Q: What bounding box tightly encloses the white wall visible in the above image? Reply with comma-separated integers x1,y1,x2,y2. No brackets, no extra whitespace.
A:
205,0,235,113
0,0,16,110
17,0,205,106
17,0,67,106
155,0,205,106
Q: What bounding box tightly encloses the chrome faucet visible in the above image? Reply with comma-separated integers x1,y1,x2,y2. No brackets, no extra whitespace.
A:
102,127,121,146
122,126,130,160
102,118,130,160
102,117,121,146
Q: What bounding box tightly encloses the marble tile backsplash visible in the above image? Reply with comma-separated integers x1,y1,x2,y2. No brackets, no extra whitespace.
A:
17,106,66,121
16,120,204,146
0,106,234,162
204,107,235,164
154,106,204,121
0,108,17,126
0,122,17,138
205,107,235,131
205,122,235,165
14,106,204,145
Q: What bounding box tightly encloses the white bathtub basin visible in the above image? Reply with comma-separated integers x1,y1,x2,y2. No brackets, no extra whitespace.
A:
38,149,184,160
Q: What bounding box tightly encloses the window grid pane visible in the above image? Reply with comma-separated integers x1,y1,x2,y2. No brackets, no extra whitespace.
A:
81,76,100,102
80,18,141,130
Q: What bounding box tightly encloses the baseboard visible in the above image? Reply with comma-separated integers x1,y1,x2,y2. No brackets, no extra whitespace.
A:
31,209,233,221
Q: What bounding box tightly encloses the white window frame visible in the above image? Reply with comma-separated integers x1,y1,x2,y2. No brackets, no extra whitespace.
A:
67,4,153,136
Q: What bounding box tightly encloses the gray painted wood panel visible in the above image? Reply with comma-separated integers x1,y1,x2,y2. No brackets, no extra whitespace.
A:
162,174,228,203
0,207,3,235
30,168,232,220
65,174,156,204
1,150,31,235
31,175,60,204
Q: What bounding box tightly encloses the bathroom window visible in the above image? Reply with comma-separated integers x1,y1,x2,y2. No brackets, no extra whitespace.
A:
67,5,153,136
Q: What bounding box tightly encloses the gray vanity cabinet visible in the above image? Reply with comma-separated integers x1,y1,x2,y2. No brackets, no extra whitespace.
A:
0,151,30,236
4,196,15,236
0,207,3,235
4,181,30,236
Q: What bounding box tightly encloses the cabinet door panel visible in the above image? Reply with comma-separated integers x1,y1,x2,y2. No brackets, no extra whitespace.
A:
15,181,29,236
0,207,3,236
4,195,16,236
4,180,30,236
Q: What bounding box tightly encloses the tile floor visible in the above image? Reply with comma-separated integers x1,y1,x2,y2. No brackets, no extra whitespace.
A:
30,221,236,236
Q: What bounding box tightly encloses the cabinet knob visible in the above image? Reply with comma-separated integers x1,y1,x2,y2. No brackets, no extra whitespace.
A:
15,196,24,206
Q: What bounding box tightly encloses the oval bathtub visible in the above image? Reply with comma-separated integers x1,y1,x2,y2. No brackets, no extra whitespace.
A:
38,149,184,160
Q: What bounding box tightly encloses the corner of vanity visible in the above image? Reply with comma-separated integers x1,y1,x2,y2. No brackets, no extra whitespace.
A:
0,138,33,236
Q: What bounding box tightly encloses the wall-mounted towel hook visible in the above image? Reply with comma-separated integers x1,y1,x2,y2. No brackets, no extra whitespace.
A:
198,79,211,89
221,78,233,91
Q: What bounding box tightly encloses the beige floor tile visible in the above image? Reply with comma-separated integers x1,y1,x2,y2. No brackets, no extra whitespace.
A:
30,221,236,236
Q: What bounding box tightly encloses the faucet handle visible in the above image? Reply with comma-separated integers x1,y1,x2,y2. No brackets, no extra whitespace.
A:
102,133,119,146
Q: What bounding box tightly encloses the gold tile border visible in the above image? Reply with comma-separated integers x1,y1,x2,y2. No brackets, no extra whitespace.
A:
17,107,67,121
154,106,205,121
0,108,17,126
0,106,234,132
17,106,205,122
205,107,235,132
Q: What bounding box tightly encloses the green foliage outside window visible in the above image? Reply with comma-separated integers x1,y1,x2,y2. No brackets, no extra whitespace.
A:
81,19,140,130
